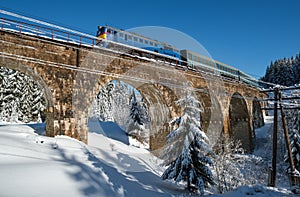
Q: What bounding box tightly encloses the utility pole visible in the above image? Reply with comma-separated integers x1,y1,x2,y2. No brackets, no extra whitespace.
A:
261,85,300,189
279,92,297,188
269,88,279,187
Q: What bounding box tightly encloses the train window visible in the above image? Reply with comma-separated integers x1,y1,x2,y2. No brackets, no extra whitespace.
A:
119,33,124,38
154,43,158,47
188,53,192,60
139,38,143,43
150,42,154,46
128,35,132,40
125,34,127,40
134,37,138,42
194,56,198,62
145,40,149,44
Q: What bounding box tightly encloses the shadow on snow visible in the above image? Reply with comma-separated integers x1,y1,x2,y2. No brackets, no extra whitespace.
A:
88,118,129,145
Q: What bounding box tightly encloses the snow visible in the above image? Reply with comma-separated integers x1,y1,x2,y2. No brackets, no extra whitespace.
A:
0,116,294,196
211,185,291,197
0,124,181,197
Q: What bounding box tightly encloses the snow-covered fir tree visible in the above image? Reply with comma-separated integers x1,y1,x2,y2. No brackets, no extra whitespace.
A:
161,93,214,194
111,80,132,131
89,81,114,121
285,108,300,171
288,129,300,171
127,91,149,143
0,66,46,123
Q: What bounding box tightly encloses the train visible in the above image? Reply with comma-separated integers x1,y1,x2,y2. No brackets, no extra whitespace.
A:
96,26,258,87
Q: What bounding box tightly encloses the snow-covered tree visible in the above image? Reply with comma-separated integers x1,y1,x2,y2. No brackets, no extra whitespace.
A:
288,129,300,171
212,136,245,194
285,108,300,171
89,81,114,121
161,93,214,194
0,66,46,123
111,80,132,130
127,91,149,143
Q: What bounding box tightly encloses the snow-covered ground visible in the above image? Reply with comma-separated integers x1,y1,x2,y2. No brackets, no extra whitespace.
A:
0,118,294,196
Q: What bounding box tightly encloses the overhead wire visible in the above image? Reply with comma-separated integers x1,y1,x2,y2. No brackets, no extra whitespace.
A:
3,49,296,106
0,34,297,104
1,11,299,105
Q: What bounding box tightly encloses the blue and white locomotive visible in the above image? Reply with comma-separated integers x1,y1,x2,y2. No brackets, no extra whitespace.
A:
96,25,258,87
96,26,181,59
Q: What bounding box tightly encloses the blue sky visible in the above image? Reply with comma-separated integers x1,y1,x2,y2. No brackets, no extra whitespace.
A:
1,0,300,78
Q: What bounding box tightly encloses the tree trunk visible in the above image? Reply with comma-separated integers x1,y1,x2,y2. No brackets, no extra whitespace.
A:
187,174,191,191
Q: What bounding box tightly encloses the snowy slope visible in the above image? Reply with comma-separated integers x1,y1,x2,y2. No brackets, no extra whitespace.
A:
0,122,293,197
0,124,183,197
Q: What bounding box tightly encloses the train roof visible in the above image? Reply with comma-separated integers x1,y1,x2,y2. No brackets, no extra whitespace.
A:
181,49,237,70
102,25,180,50
181,49,257,81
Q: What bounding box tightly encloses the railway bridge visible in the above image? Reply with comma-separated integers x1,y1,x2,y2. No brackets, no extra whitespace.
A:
0,20,266,152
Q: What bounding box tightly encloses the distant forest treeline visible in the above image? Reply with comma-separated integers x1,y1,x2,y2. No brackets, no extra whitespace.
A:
260,53,300,87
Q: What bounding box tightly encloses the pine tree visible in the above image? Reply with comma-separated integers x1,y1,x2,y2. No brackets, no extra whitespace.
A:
161,93,214,194
111,80,132,131
289,130,300,171
285,109,300,171
91,81,114,121
127,91,149,143
0,66,46,123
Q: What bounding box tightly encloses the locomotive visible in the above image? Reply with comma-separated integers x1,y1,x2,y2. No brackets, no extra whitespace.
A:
96,26,258,87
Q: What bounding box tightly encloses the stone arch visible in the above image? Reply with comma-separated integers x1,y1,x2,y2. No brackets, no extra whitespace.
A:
197,91,223,129
0,57,54,135
198,91,224,146
87,79,178,150
73,66,180,151
137,83,179,150
229,92,253,152
252,97,264,129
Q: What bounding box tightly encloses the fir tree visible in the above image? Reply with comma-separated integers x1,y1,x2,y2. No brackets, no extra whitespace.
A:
289,130,300,171
0,66,46,123
161,93,214,194
111,80,132,131
285,109,300,171
91,81,114,121
127,91,149,143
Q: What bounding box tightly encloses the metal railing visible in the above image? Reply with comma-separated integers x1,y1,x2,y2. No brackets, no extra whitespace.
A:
1,17,97,47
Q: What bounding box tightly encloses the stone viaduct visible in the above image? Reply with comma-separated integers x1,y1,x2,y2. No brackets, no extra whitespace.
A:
0,28,266,152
